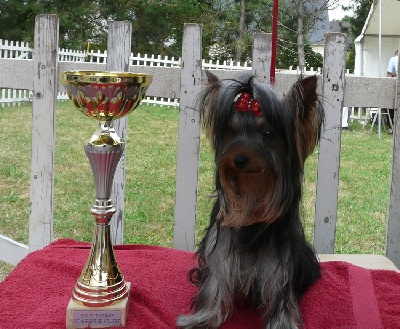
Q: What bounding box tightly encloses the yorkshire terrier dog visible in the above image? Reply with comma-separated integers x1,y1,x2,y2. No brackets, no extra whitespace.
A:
177,71,323,329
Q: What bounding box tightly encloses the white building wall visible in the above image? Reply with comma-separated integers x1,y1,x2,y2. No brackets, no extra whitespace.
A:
356,35,399,77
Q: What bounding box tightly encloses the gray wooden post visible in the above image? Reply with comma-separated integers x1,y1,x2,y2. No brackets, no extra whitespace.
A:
386,51,400,268
28,14,59,252
252,32,272,84
173,24,202,250
314,33,347,254
106,21,132,245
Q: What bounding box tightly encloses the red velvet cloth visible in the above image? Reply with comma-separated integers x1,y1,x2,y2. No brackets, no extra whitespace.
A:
1,239,400,329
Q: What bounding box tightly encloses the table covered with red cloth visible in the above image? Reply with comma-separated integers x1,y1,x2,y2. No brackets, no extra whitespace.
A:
1,239,400,329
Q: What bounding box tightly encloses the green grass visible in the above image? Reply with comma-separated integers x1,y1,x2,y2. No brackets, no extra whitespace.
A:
0,103,395,281
301,125,393,255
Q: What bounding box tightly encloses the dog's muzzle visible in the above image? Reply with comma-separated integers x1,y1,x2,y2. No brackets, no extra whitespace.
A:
232,154,250,170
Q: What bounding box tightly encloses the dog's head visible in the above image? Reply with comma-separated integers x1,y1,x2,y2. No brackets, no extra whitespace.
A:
200,71,323,227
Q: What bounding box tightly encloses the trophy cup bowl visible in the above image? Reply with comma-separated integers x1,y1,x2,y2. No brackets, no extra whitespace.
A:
61,71,151,121
61,71,152,328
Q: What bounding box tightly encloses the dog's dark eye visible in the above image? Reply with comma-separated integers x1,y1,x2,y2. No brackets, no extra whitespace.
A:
263,131,275,140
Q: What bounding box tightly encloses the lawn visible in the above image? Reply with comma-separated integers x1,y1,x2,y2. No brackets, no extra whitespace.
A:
0,102,394,281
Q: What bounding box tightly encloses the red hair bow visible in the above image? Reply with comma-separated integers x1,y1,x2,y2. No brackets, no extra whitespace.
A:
234,93,262,117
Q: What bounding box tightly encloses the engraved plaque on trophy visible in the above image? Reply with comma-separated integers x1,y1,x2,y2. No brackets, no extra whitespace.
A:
61,71,152,328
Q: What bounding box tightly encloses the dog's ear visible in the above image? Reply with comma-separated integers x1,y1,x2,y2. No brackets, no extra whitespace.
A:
285,75,323,164
199,71,223,143
204,70,221,91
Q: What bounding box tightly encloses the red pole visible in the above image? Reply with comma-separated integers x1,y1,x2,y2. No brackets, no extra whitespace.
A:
271,0,278,85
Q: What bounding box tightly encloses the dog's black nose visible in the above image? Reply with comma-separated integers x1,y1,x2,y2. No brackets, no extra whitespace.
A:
233,154,250,169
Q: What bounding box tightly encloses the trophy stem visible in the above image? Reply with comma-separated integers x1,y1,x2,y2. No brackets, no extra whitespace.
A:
72,121,128,307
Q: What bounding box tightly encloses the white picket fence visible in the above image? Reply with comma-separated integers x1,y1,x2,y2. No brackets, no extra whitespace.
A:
0,39,363,128
0,39,244,107
0,40,33,59
0,38,324,108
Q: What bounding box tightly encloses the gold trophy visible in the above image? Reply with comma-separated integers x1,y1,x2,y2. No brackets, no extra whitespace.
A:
61,71,152,328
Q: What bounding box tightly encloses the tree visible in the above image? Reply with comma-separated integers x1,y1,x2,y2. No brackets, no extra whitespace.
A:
297,1,306,71
200,0,275,62
0,0,114,50
0,0,326,70
277,44,323,69
0,0,212,54
235,0,246,62
203,0,325,68
279,0,341,72
0,0,37,42
128,0,213,56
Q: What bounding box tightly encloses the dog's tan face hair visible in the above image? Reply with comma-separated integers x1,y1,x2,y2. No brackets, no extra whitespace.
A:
201,72,322,227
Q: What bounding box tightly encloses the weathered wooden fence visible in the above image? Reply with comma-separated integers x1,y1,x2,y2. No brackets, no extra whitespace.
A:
1,14,399,268
0,40,375,128
0,37,319,108
0,40,183,107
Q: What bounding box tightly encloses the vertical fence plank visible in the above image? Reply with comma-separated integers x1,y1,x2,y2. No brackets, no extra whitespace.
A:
313,33,347,254
28,14,59,252
106,21,132,245
386,52,400,268
173,24,202,250
252,32,272,84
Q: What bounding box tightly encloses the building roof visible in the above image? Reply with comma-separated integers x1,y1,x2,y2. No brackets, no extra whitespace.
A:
360,0,400,37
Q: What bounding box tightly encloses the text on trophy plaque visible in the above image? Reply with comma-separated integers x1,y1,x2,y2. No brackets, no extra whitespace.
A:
73,310,122,328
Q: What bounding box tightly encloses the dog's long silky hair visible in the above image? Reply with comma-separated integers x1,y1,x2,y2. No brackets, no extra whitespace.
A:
177,72,323,329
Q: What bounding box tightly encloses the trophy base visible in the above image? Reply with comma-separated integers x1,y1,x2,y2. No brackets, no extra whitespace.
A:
66,282,131,328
